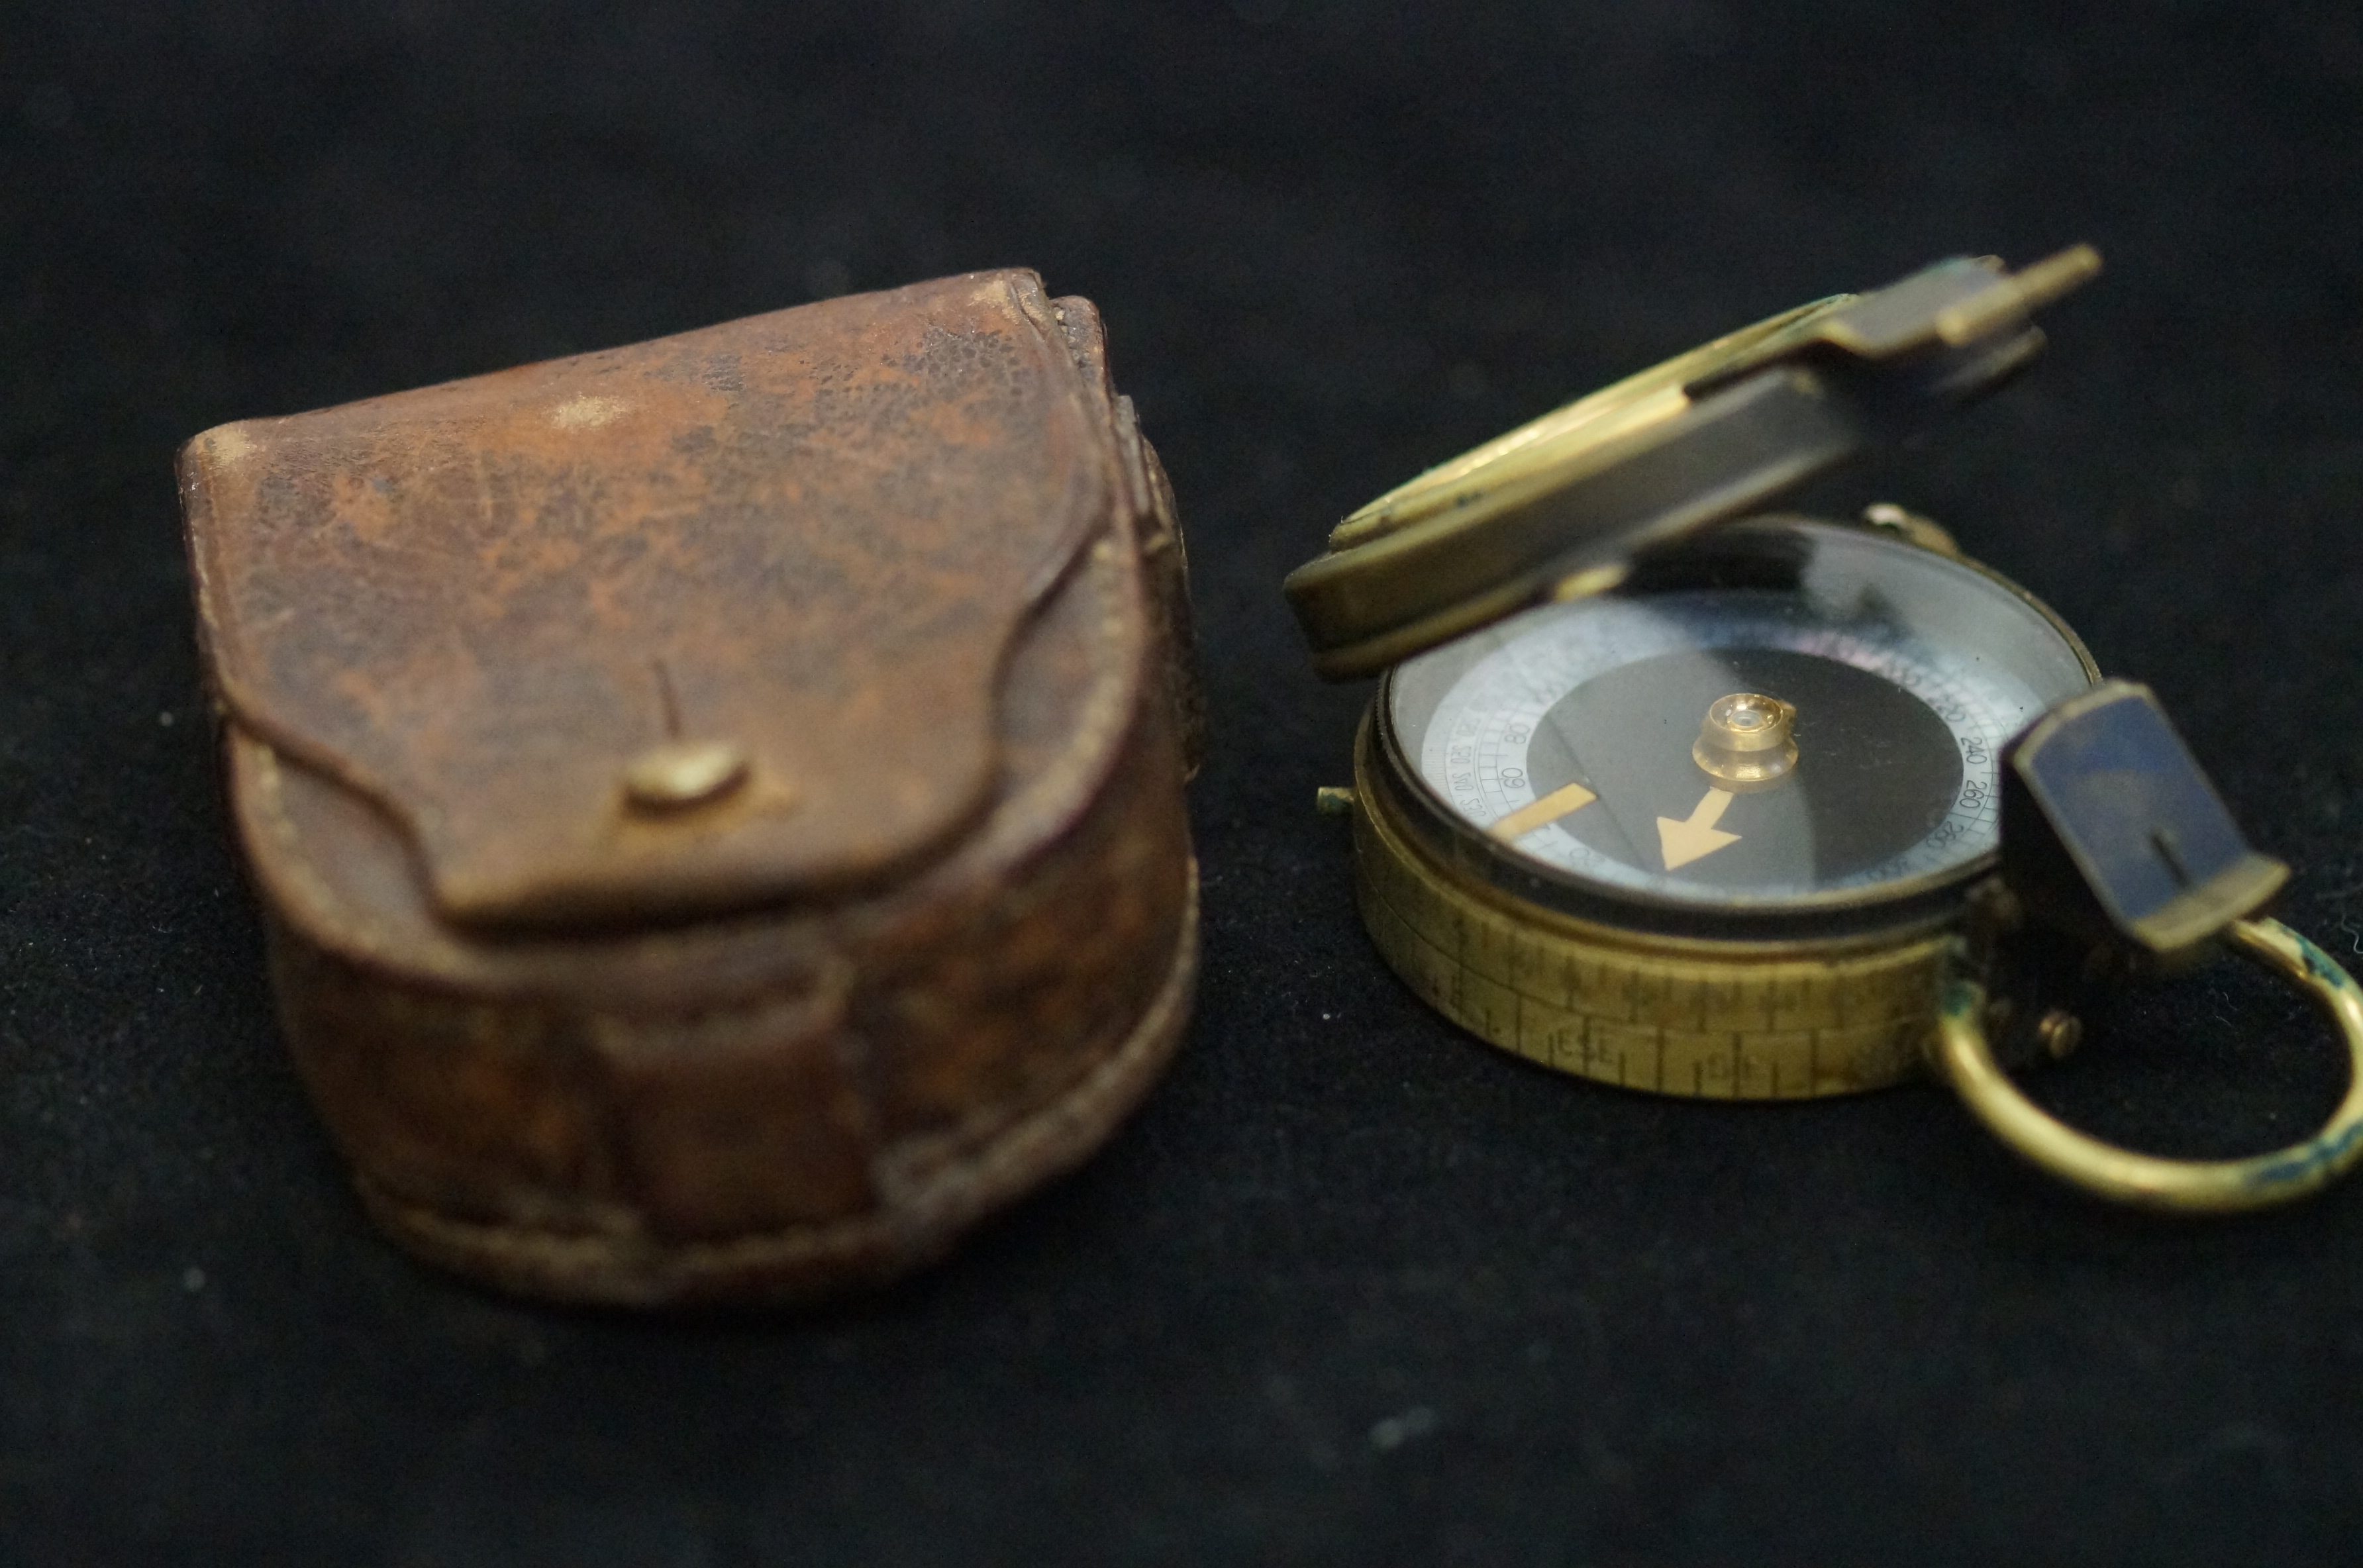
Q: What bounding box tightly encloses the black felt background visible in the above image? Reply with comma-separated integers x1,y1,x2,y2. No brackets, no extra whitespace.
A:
6,3,2363,1563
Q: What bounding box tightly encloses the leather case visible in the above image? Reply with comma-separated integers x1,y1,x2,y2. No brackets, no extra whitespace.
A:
176,271,1201,1306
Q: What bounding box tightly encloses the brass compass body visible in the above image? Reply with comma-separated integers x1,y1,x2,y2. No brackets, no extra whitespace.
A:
1288,250,2113,1099
1287,252,2363,1214
1347,512,2093,1098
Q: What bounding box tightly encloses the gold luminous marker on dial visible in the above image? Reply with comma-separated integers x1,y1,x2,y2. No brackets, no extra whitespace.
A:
1488,780,1599,842
1657,787,1740,870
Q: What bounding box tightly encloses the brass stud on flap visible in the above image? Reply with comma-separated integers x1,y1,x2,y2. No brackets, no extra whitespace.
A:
623,740,751,813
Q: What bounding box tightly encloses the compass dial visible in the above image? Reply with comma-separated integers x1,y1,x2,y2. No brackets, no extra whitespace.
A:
1383,519,2095,914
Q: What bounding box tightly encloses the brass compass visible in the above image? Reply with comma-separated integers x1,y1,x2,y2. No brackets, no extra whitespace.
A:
1287,249,2363,1212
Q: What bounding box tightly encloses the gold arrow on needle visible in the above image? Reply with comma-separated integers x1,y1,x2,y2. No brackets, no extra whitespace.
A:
1657,787,1740,870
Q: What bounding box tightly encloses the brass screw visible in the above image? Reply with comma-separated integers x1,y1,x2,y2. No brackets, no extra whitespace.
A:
1861,502,1961,557
2037,1008,2084,1061
1315,785,1360,817
1550,562,1631,603
623,740,752,813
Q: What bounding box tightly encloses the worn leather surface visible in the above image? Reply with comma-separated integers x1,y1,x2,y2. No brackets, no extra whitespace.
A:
177,276,1200,1302
182,272,1117,929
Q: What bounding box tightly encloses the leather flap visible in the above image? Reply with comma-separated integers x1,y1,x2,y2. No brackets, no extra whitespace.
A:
182,271,1114,929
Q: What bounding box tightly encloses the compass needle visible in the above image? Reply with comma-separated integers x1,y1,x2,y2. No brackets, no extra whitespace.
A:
1656,788,1740,870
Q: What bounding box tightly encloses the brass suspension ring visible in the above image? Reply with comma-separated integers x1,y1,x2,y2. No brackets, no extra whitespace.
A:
1931,918,2363,1212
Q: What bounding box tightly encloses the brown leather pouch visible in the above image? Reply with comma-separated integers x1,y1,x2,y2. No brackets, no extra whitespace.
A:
177,271,1201,1306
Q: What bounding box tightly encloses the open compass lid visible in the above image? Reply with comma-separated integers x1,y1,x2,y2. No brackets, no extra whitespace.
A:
1283,247,2102,681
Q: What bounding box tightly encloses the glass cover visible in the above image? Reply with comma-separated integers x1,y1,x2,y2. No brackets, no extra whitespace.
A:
1384,520,2093,912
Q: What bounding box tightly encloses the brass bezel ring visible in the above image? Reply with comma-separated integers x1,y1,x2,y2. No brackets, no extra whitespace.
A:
1931,918,2363,1213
